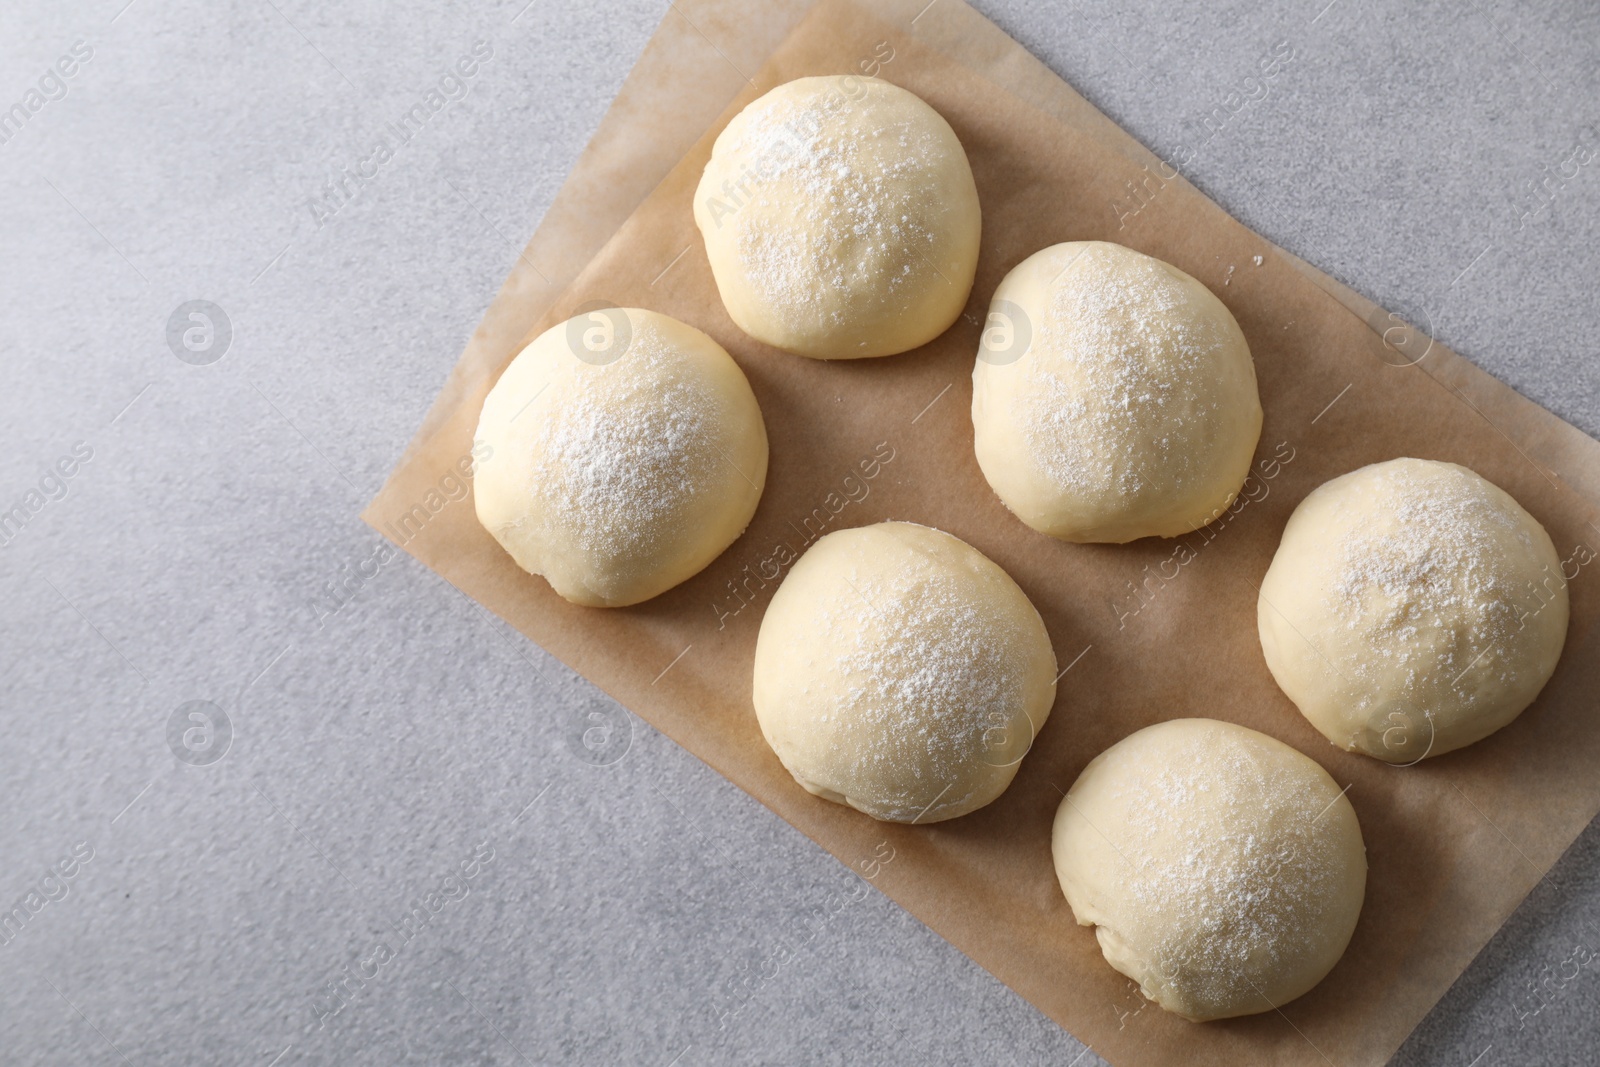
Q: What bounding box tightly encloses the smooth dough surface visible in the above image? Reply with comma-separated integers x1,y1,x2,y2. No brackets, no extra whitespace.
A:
1052,718,1366,1022
752,522,1056,823
971,241,1262,543
694,76,980,360
1258,457,1568,762
474,308,767,607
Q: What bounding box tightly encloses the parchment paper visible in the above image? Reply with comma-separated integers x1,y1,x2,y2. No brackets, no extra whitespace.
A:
364,2,1600,1063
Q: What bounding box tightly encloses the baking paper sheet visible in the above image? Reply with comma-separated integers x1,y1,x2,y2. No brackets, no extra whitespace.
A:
364,2,1600,1062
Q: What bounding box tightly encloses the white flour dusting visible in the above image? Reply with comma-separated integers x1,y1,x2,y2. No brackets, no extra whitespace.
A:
1023,245,1232,502
816,561,1031,820
1330,462,1535,695
529,325,725,575
724,87,948,327
1099,733,1350,1012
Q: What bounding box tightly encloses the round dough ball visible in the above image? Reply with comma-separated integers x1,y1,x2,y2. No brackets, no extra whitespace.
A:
752,522,1056,822
1053,718,1366,1022
971,241,1262,543
694,76,981,360
474,307,768,607
1258,458,1568,763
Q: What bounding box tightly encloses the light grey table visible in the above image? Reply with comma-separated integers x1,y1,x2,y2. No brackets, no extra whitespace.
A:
2,0,1596,1063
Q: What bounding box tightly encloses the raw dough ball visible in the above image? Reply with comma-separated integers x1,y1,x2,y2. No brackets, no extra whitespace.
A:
1258,458,1568,763
694,76,981,359
474,307,767,607
1052,718,1366,1022
971,241,1262,543
752,522,1056,822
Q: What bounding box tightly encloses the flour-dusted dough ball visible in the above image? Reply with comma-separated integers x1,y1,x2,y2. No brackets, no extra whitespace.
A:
694,76,981,359
971,241,1262,543
474,308,768,607
1259,458,1568,763
752,522,1056,822
1053,719,1366,1022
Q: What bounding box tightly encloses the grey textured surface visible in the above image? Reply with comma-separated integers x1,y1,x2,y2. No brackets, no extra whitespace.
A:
1,0,1596,1064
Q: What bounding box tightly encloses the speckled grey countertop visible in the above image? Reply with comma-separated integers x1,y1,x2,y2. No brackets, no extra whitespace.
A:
2,0,1597,1063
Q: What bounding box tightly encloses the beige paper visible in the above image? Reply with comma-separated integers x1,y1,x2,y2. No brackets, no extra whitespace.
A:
364,2,1600,1063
